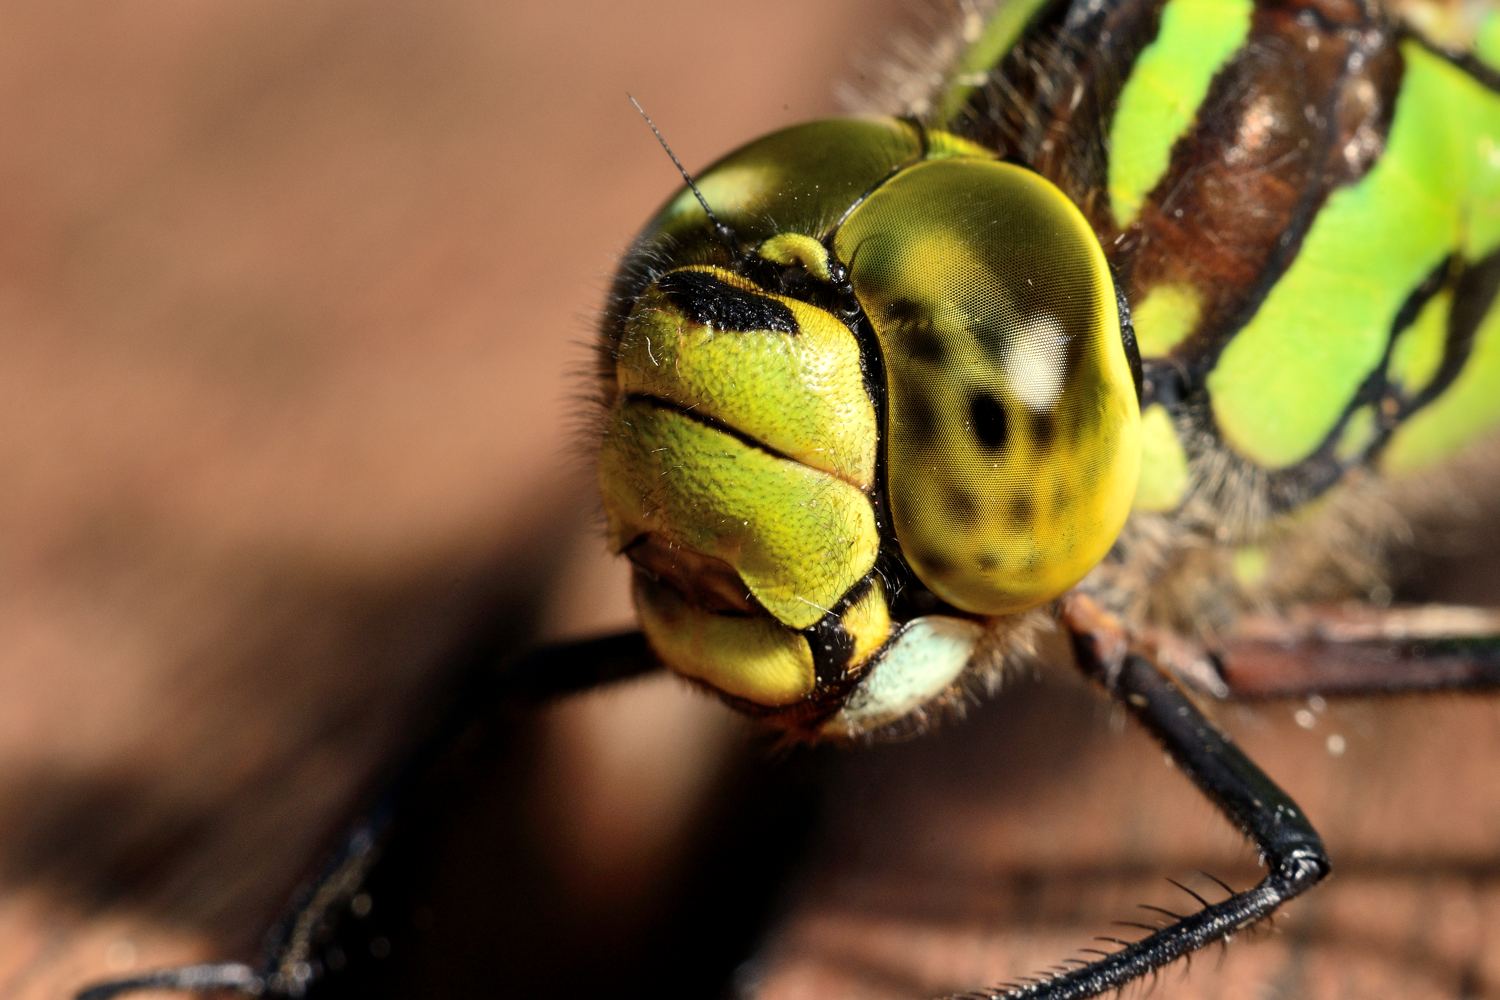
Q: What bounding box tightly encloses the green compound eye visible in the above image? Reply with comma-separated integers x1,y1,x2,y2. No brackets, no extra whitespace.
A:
837,158,1141,614
600,121,1142,712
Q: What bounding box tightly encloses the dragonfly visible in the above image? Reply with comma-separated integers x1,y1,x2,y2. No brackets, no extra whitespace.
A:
77,0,1500,997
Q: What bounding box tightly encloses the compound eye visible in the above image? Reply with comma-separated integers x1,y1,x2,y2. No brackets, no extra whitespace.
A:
836,158,1142,614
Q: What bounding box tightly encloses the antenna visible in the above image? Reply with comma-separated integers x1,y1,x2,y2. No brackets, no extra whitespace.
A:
627,94,739,252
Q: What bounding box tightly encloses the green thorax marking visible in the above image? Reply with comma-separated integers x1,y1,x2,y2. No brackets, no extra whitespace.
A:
1383,287,1500,474
1107,0,1253,226
932,0,1053,125
1482,10,1500,73
1208,41,1500,470
1132,282,1202,358
1387,288,1452,397
1134,403,1190,513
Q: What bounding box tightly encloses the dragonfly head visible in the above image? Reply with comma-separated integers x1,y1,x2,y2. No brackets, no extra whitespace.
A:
598,119,1142,735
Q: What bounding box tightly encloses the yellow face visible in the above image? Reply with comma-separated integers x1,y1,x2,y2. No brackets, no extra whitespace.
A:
599,120,1141,729
598,266,885,712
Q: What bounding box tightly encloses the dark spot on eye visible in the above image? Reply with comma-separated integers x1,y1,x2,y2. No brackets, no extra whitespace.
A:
882,298,945,363
971,320,1006,363
1030,410,1055,448
1067,411,1087,446
1052,485,1073,515
918,551,953,575
883,297,923,322
976,551,1001,571
1064,331,1085,368
1009,494,1036,524
944,486,979,523
969,392,1009,450
906,327,946,364
656,270,798,334
905,399,938,445
1069,391,1103,445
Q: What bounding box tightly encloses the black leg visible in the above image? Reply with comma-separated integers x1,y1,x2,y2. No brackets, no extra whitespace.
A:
72,631,660,1000
969,596,1331,1000
497,629,659,701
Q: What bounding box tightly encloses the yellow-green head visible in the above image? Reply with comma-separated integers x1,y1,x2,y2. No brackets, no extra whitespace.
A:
599,119,1141,734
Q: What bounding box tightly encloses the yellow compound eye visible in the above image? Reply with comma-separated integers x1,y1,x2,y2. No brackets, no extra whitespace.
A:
836,158,1142,615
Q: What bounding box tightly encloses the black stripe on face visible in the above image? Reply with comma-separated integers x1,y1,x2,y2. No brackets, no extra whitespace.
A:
656,269,799,334
624,392,804,469
801,577,874,690
1029,409,1055,448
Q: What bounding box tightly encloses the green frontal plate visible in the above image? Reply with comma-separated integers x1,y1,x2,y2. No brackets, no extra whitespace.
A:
599,399,879,631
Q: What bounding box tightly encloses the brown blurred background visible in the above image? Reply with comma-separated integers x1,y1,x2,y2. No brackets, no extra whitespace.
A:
2,3,1497,999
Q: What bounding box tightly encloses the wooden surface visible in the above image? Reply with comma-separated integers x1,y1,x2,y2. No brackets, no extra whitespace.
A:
2,3,1498,1000
0,3,893,997
751,667,1500,1000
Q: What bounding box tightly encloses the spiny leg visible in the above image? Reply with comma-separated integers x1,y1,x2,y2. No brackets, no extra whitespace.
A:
966,595,1331,1000
79,605,1500,999
73,631,660,1000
